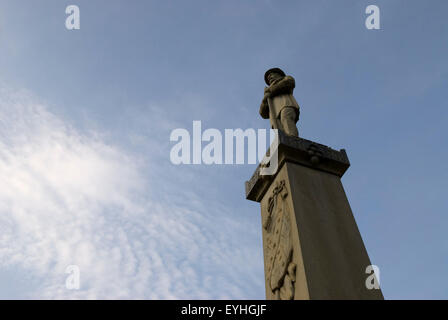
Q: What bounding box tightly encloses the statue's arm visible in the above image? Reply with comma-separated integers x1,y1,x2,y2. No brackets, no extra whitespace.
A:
268,76,295,96
259,98,269,119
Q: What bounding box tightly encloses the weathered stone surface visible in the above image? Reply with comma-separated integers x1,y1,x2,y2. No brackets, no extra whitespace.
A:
247,133,383,300
245,130,350,202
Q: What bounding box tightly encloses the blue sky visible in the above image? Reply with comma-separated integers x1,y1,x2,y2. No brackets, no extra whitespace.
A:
0,0,447,299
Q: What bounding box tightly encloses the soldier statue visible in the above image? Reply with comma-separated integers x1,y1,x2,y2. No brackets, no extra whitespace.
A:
259,68,300,137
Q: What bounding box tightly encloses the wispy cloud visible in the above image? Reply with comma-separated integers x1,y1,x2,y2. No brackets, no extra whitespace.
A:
0,86,263,299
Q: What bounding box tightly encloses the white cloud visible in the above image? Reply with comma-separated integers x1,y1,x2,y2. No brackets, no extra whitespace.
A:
0,86,263,299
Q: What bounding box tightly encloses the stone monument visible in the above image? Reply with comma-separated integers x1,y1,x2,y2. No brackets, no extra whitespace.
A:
245,68,383,300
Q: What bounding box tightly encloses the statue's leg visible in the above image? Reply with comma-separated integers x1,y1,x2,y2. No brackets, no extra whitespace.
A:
280,107,299,137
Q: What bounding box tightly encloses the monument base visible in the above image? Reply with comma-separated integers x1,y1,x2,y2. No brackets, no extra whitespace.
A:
245,131,383,300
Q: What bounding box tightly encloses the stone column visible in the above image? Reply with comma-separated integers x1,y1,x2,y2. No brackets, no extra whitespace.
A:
245,131,383,300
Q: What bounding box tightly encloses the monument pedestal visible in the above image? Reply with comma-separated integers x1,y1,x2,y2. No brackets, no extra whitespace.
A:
245,131,383,300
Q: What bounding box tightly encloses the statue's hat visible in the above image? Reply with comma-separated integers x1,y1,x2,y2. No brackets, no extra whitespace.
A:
264,67,286,85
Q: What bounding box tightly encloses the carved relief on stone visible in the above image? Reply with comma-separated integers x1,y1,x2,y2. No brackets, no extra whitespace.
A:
263,180,296,300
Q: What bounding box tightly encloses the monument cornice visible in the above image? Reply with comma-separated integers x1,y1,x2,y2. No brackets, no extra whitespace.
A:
245,130,350,202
